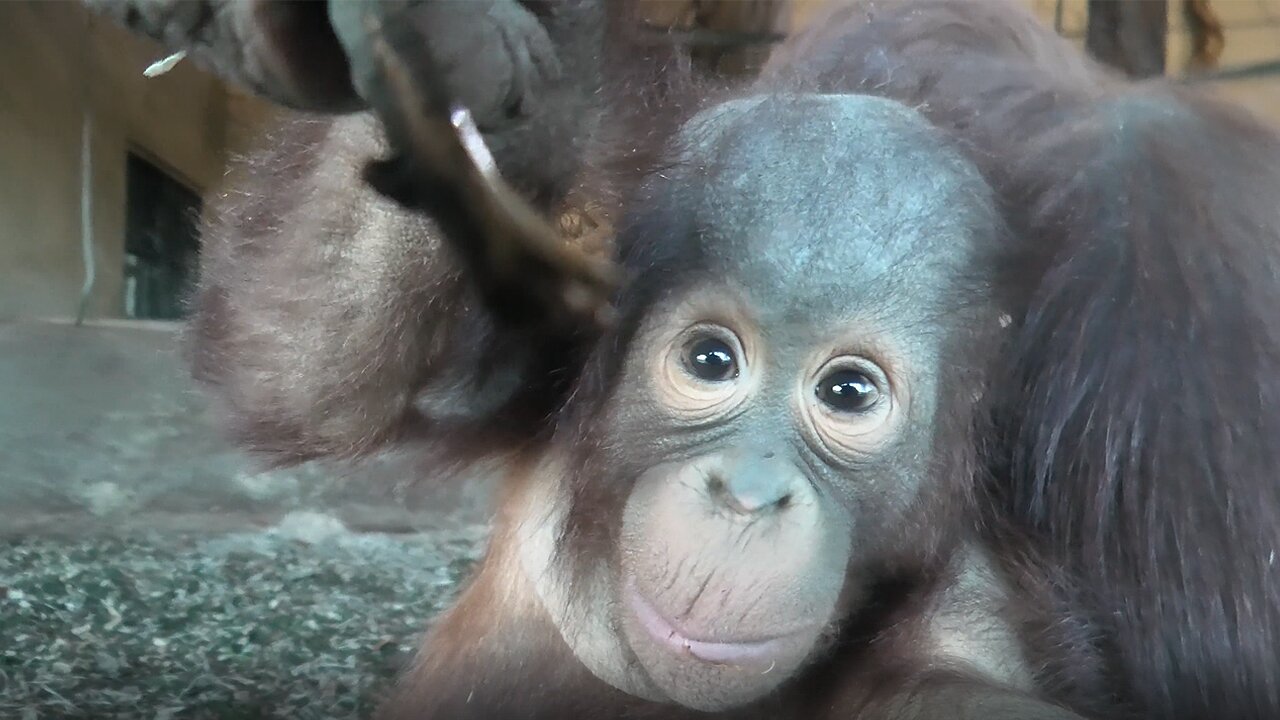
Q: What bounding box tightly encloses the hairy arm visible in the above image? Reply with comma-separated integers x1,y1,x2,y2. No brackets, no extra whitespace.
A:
86,0,619,463
990,84,1280,718
186,114,541,463
84,0,362,111
88,0,611,202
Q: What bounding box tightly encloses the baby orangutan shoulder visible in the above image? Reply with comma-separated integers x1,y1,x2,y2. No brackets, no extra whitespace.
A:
374,93,1088,720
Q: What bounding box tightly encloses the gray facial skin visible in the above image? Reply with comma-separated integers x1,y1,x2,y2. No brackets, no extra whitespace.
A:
592,93,1002,710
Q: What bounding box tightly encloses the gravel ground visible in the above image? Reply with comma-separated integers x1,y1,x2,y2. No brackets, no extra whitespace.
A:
0,514,489,720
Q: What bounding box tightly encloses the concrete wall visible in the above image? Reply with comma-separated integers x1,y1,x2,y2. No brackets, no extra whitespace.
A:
0,1,274,320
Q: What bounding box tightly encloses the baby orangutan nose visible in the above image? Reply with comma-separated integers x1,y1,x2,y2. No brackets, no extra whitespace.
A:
705,452,797,515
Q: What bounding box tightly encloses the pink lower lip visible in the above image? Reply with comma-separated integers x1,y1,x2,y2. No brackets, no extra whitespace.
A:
624,582,797,666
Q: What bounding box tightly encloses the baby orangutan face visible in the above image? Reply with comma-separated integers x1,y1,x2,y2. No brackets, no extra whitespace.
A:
553,94,1000,710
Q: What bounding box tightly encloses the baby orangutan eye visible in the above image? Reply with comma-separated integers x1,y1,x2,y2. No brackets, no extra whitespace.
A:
655,323,751,422
685,336,739,382
817,368,881,413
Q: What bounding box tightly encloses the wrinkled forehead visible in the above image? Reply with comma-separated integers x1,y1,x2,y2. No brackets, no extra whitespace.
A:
671,93,995,327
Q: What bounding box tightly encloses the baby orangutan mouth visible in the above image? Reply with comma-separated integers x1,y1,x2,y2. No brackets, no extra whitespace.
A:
623,579,814,670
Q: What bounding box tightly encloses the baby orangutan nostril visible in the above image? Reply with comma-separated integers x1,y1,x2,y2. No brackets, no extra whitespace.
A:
705,466,794,515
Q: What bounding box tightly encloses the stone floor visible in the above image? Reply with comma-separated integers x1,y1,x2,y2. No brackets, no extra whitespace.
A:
0,319,495,719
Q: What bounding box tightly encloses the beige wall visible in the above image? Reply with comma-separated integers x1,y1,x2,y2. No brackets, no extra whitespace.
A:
0,1,272,320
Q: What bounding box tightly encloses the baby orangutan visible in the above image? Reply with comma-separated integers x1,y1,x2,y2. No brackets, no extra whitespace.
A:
371,93,1064,719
